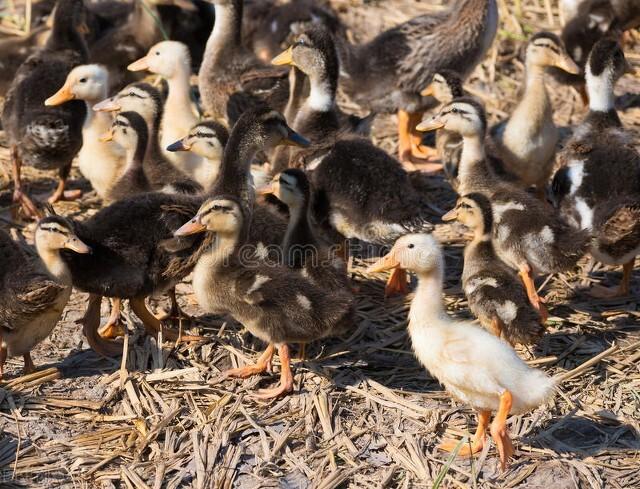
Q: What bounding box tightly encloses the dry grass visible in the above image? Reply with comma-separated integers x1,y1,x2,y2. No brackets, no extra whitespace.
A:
0,0,639,488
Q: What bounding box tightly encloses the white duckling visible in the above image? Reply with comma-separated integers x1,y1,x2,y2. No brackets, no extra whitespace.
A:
45,64,125,200
368,234,555,471
127,41,204,182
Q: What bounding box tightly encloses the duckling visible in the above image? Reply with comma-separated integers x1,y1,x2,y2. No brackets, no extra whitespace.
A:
1,222,90,377
367,234,555,471
551,39,639,298
490,33,580,194
335,0,498,167
247,0,341,63
127,41,205,182
166,120,230,190
39,108,296,355
93,82,202,194
100,111,152,200
419,70,465,189
419,98,590,318
174,195,353,399
88,0,163,92
263,168,349,290
2,0,89,219
44,64,126,200
198,0,289,123
442,194,544,345
308,137,437,297
270,26,374,171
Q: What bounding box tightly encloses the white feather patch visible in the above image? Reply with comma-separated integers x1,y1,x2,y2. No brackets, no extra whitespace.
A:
247,275,271,295
296,294,312,310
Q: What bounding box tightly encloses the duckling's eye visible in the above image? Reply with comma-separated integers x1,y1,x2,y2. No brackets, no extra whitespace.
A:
295,39,305,47
79,77,87,83
451,108,459,114
155,51,160,56
408,243,415,249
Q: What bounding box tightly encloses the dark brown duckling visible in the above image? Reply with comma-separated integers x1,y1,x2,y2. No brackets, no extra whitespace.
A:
335,0,498,168
1,221,90,376
442,193,544,346
198,0,289,124
2,0,89,219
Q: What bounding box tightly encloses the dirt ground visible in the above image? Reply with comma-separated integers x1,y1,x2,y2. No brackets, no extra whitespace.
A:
0,0,639,488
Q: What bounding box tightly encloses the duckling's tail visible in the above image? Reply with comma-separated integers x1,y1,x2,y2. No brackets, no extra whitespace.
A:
503,305,545,346
516,368,556,412
549,223,591,271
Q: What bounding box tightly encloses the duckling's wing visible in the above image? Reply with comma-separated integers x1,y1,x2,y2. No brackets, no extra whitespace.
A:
599,204,640,247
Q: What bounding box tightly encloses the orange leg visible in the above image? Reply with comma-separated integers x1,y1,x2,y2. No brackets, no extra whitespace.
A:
398,110,443,171
590,258,635,299
439,410,490,456
48,163,82,204
23,352,36,375
518,264,548,323
225,344,275,379
385,267,409,298
253,344,294,400
130,297,204,343
489,317,504,340
99,298,126,339
80,294,123,357
490,390,515,471
11,145,42,220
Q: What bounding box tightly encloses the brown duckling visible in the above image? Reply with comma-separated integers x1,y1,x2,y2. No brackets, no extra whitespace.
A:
174,194,353,399
551,39,639,298
198,0,289,123
335,0,498,167
1,222,90,376
420,98,590,319
2,0,89,219
490,33,580,194
443,193,544,345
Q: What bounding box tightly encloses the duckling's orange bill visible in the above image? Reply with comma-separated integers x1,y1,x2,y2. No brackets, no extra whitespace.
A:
272,46,295,66
65,236,91,254
99,130,114,143
367,252,400,273
553,54,580,75
257,181,276,196
174,218,206,237
93,98,121,112
45,84,74,106
416,117,445,132
441,208,458,221
420,84,435,97
127,56,150,72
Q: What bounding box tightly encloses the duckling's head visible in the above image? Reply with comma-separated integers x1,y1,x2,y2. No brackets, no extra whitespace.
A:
420,70,464,104
585,39,634,112
416,98,487,138
35,217,91,255
100,112,148,156
173,197,244,237
230,107,311,153
525,32,580,74
272,26,339,86
93,83,161,128
442,193,493,238
262,168,310,209
166,120,229,160
368,234,443,277
128,41,191,79
45,64,109,106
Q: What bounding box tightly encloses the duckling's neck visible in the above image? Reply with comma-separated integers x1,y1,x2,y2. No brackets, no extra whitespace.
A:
212,137,261,203
306,69,337,113
283,200,314,266
284,67,308,122
204,2,242,69
166,67,197,120
586,71,615,113
205,230,240,269
458,134,486,193
36,246,73,286
408,268,446,330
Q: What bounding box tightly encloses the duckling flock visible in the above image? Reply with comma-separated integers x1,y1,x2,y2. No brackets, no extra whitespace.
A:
0,0,639,472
